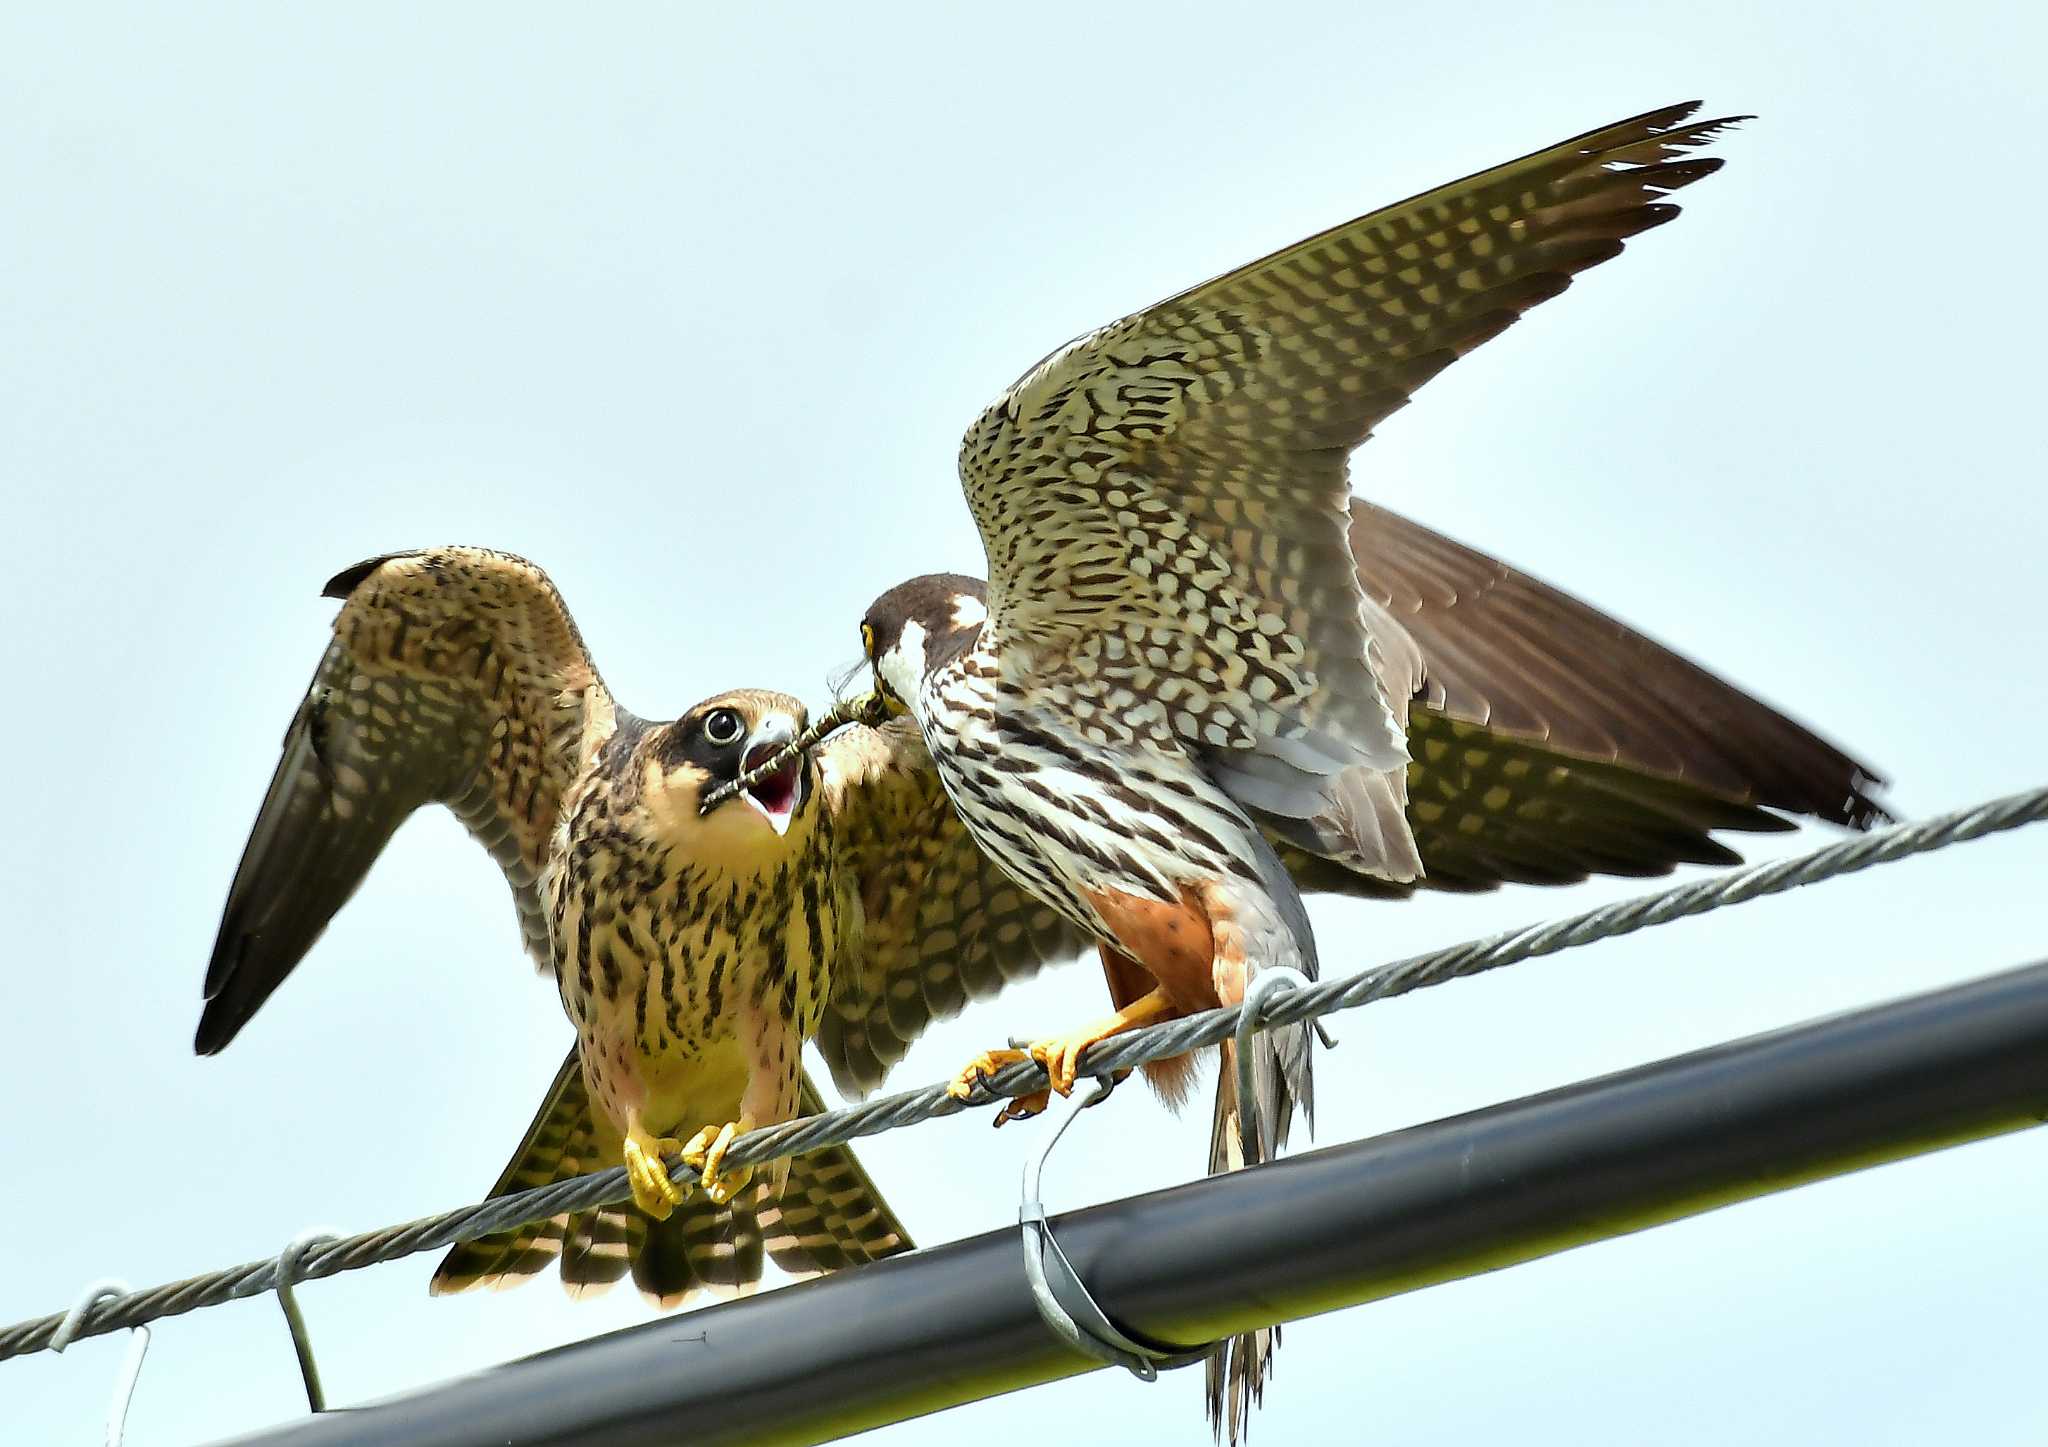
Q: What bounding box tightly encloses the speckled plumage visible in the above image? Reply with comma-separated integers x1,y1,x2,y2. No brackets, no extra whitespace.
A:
856,103,1886,1442
876,101,1758,1147
199,548,1095,1306
544,705,846,1180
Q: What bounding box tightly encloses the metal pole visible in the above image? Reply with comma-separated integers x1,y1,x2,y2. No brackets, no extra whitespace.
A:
213,958,2048,1447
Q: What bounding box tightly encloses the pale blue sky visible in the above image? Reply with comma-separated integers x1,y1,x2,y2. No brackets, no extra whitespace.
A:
5,3,2046,1444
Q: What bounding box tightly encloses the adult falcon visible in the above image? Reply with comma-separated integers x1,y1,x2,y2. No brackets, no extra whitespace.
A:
197,547,1080,1304
845,101,1883,1437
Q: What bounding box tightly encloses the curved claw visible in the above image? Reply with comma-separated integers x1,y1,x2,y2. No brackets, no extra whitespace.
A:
992,1089,1052,1127
948,1047,1033,1103
1032,1036,1088,1097
951,1048,1053,1124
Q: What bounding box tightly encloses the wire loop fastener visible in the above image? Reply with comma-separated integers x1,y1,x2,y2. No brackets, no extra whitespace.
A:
1017,1079,1209,1380
50,1278,150,1447
1234,966,1317,1165
275,1230,339,1412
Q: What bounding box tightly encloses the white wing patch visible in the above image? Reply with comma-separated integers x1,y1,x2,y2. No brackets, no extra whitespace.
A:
949,593,988,630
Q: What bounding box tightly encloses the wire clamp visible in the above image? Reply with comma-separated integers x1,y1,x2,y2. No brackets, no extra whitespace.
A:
275,1229,339,1412
50,1277,150,1447
1234,967,1319,1165
1018,1078,1208,1381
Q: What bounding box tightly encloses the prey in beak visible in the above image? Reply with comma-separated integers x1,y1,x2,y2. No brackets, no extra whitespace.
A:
737,715,805,835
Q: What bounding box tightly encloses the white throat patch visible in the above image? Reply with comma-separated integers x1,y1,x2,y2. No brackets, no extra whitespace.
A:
878,619,929,713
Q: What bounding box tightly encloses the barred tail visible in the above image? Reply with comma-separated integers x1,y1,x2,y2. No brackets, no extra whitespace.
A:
760,1074,916,1277
428,1048,590,1294
1204,1041,1279,1446
430,1054,912,1306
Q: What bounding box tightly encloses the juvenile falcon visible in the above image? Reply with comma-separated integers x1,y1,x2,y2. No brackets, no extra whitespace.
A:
839,101,1884,1436
197,547,1084,1303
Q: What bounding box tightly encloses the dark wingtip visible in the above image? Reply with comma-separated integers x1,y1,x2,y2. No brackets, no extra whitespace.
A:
322,557,384,599
323,550,422,600
192,1006,237,1057
194,936,269,1055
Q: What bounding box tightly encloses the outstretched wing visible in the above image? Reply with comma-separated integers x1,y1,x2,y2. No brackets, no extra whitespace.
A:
811,718,1090,1099
1278,501,1890,900
1278,713,1808,903
197,547,616,1054
1348,500,1887,829
960,102,1739,877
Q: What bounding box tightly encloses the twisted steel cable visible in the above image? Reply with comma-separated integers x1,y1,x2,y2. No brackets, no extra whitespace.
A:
5,782,2043,1362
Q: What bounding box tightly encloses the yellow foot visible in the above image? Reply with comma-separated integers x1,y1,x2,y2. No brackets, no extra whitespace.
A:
622,1120,686,1221
947,1046,1076,1125
953,991,1181,1120
680,1121,753,1205
948,1049,1050,1125
1028,1027,1108,1099
948,1047,1029,1101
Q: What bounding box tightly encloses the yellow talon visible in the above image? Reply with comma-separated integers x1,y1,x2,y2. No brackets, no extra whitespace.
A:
948,1047,1031,1101
1033,1034,1088,1097
948,1047,1056,1125
622,1116,686,1221
680,1121,753,1205
953,994,1181,1122
1024,992,1181,1101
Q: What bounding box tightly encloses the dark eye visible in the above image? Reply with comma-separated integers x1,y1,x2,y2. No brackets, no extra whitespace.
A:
703,708,744,747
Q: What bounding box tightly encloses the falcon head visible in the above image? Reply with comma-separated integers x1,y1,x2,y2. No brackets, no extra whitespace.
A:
650,688,814,846
859,574,989,719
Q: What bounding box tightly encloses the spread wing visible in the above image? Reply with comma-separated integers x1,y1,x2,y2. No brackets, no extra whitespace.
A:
197,547,616,1054
1349,500,1887,829
959,101,1741,878
1279,503,1890,900
1279,712,1806,902
811,718,1090,1098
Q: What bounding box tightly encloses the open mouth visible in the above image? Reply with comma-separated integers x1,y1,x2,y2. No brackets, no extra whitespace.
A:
739,741,802,835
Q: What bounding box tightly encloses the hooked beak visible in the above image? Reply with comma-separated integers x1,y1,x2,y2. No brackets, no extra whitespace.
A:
736,714,805,836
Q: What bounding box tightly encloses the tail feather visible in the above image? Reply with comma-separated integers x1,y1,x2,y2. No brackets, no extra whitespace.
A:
1206,1042,1279,1446
431,1058,913,1306
632,1195,761,1307
760,1074,915,1275
430,1048,591,1295
1208,751,1422,890
560,1207,641,1297
1239,827,1318,1158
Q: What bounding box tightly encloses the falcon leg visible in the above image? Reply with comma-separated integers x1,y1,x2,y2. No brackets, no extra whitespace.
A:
716,1001,799,1202
950,988,1180,1114
1031,987,1178,1095
622,1108,687,1221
